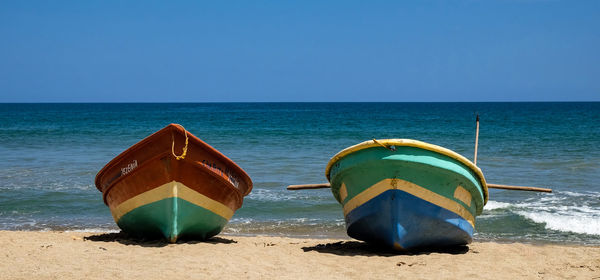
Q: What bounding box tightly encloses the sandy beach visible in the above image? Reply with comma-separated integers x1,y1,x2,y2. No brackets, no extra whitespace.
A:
1,231,598,279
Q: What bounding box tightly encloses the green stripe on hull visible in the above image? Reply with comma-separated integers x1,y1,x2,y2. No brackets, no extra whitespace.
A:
329,146,485,216
117,197,229,242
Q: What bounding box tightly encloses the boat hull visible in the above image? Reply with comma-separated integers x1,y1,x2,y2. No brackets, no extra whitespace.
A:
326,139,487,250
114,181,232,242
346,187,474,250
95,124,252,242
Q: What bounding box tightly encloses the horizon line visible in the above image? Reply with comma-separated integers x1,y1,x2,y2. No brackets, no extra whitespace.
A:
1,100,599,104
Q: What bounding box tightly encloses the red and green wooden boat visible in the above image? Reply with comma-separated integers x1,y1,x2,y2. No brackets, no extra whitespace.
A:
95,124,252,242
325,139,488,250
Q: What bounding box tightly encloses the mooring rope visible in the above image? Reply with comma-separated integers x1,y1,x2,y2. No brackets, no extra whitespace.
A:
172,124,189,160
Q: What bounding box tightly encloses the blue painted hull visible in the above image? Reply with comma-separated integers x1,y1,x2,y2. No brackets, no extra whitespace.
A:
345,189,474,250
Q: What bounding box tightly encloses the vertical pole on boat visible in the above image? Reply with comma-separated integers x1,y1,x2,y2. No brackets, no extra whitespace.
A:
474,114,480,165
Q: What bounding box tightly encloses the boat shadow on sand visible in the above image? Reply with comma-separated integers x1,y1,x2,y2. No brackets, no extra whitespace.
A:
83,232,237,248
302,241,470,257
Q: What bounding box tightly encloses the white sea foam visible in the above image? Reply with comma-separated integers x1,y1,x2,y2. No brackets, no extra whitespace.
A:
246,187,328,202
510,190,600,236
561,191,600,198
246,189,290,201
66,229,120,233
517,211,600,236
229,217,253,224
483,190,600,236
484,200,512,210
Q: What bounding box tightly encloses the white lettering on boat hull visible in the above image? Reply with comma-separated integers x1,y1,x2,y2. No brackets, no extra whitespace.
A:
121,160,138,176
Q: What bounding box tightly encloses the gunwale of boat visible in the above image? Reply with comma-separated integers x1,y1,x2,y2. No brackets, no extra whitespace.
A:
100,150,245,210
95,124,253,198
325,139,488,203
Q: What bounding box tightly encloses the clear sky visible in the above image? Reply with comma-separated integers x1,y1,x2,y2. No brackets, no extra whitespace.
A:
1,1,599,102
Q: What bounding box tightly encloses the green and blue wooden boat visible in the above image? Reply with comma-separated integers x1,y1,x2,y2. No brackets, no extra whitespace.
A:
325,139,488,250
95,124,253,242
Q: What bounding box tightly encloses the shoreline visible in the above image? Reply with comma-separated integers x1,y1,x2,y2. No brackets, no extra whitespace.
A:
11,228,600,247
2,230,599,279
6,228,600,248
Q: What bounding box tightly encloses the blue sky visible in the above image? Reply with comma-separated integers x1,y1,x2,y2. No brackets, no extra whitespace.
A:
1,1,599,102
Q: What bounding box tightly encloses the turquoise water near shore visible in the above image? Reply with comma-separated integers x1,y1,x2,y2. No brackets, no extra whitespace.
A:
1,103,599,244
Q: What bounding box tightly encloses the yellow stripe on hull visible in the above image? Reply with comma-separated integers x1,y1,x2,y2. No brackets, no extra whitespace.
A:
325,139,488,204
342,179,475,228
111,181,234,222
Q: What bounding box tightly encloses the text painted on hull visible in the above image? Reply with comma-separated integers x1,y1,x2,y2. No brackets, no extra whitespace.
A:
121,160,138,176
199,160,241,189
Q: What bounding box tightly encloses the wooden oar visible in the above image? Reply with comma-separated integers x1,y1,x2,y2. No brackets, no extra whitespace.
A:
486,183,552,193
474,114,480,165
287,183,330,190
288,115,552,193
470,115,551,193
287,183,552,193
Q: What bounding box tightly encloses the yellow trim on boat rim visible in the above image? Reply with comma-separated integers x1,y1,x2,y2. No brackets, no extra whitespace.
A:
110,181,234,222
325,139,488,204
342,178,475,228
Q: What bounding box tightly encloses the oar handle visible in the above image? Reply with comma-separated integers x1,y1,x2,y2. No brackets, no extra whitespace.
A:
487,183,552,193
287,183,330,190
287,183,552,193
474,114,479,165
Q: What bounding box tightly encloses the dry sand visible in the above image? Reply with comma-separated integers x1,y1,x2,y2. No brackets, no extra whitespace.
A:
1,231,599,279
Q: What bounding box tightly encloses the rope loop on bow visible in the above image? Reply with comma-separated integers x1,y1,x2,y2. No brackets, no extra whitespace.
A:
172,125,189,160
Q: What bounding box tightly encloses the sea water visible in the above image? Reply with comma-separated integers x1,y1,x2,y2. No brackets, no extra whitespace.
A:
1,103,599,245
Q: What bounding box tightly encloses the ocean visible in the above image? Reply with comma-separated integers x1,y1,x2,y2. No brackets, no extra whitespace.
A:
1,102,599,245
